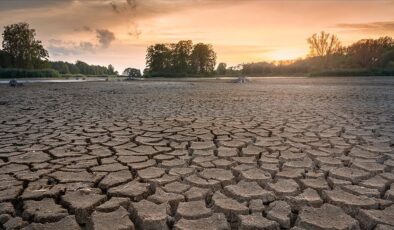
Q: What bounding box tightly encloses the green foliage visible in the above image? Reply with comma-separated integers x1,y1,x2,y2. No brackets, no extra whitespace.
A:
123,68,141,78
145,40,216,76
108,64,117,75
2,22,49,68
0,68,60,78
216,63,227,75
172,40,193,73
49,60,116,76
190,43,216,74
0,50,13,68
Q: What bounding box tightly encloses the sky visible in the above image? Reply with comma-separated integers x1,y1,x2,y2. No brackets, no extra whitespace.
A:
0,0,394,72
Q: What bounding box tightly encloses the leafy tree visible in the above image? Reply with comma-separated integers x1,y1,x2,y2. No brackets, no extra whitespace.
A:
2,22,48,68
217,62,227,75
172,40,193,73
67,63,80,74
50,61,70,74
307,31,342,57
146,44,172,73
75,60,90,75
123,68,141,78
190,43,216,74
347,36,394,68
108,64,117,75
0,50,13,68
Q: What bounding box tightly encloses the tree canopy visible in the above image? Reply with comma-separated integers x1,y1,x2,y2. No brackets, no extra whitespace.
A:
217,62,227,75
2,22,49,68
241,33,394,76
307,31,342,57
145,40,216,76
123,68,142,78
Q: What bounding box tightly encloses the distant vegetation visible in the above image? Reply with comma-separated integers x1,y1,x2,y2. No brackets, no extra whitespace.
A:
238,32,394,77
0,23,118,78
123,68,142,78
144,40,216,77
0,68,60,78
1,22,393,78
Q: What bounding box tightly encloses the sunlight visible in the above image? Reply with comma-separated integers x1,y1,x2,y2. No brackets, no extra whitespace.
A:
268,49,307,61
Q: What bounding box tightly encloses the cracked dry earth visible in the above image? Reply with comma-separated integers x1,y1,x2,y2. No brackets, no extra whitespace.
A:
0,77,394,230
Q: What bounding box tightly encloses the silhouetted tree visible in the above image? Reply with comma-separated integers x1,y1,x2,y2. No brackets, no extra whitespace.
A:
172,40,193,73
347,36,394,68
307,31,342,57
146,44,172,73
217,62,227,75
2,22,48,68
190,43,216,74
123,68,141,78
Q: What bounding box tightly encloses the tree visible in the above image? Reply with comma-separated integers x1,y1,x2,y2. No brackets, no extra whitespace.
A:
190,43,216,74
67,63,80,74
0,50,13,68
50,61,70,74
347,36,394,68
172,40,193,73
123,68,141,78
146,44,172,73
307,31,342,57
75,60,90,75
2,22,49,68
216,62,227,75
108,64,117,75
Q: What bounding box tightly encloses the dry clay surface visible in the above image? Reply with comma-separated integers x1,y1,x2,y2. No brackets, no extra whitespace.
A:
0,77,394,230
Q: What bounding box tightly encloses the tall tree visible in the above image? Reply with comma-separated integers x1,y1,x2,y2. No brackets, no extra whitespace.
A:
172,40,193,73
2,22,48,68
190,43,216,74
307,31,342,57
146,44,172,73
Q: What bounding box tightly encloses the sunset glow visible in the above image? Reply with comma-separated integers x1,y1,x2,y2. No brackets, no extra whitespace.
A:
1,0,393,71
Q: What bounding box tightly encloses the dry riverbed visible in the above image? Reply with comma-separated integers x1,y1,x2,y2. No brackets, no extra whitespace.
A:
0,77,394,229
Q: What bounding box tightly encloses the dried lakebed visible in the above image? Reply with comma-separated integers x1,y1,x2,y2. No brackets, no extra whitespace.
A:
0,77,394,230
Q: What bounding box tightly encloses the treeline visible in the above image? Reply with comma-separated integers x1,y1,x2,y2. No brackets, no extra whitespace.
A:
239,33,394,76
0,22,118,78
49,61,117,76
145,40,216,77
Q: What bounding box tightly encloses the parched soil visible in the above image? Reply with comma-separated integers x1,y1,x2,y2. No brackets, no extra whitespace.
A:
0,77,393,229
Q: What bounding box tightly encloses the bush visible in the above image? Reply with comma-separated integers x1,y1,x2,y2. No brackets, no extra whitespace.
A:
0,68,60,78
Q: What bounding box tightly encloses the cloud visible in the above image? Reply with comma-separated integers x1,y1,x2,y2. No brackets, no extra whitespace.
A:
74,26,93,32
335,21,394,33
0,0,72,11
96,29,116,48
47,40,95,56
